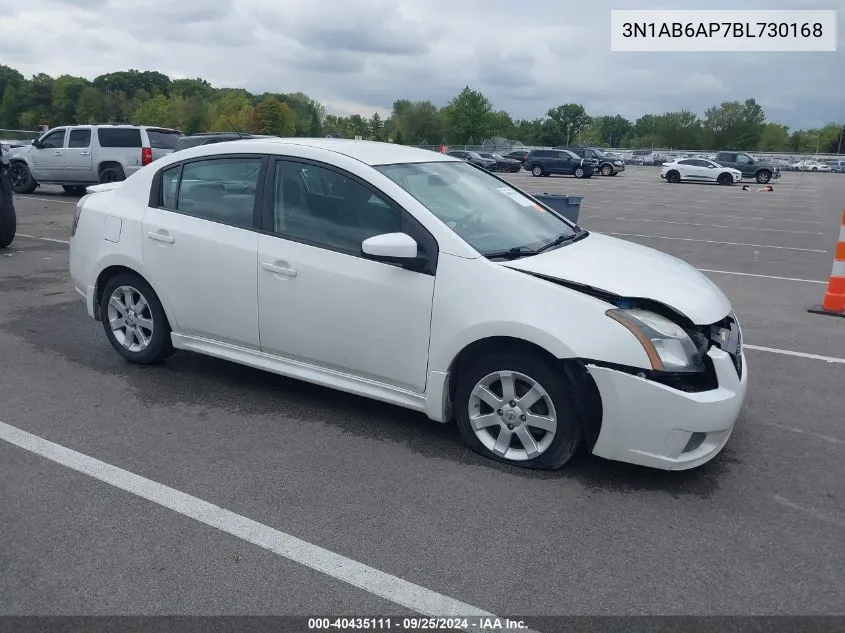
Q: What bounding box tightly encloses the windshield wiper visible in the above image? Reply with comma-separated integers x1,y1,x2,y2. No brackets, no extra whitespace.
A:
483,246,537,260
535,229,587,253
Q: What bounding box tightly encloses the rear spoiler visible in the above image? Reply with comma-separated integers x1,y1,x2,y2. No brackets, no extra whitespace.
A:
85,182,123,194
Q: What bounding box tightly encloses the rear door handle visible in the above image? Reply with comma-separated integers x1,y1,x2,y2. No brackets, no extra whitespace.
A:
54,151,63,156
80,151,91,156
261,262,297,277
147,231,175,244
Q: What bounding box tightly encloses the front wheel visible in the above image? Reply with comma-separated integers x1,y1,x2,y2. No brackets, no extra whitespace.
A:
600,164,613,176
454,352,583,470
100,273,174,364
756,170,771,184
717,173,734,185
9,162,37,194
574,167,585,178
665,170,681,184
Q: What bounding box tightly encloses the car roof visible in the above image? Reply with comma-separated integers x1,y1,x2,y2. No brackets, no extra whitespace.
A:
179,138,459,166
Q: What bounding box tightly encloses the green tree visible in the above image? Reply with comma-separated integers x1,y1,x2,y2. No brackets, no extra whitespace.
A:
757,123,790,151
391,99,441,144
656,110,701,149
0,84,21,129
702,98,766,149
593,115,632,147
133,95,173,126
51,75,91,123
441,86,494,145
544,103,591,146
251,96,296,136
369,112,384,140
75,87,104,123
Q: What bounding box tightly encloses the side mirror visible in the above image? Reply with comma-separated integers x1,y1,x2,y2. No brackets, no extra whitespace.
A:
32,139,41,148
361,232,426,268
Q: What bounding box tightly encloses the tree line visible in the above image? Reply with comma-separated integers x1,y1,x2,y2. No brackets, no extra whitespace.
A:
1,64,842,154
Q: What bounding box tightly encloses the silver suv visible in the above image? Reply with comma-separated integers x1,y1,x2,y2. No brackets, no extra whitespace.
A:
8,124,183,195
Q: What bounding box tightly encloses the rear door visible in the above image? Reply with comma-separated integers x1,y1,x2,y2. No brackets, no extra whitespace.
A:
30,128,67,180
64,128,94,182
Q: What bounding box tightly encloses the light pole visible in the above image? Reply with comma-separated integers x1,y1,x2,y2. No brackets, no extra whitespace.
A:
838,127,844,155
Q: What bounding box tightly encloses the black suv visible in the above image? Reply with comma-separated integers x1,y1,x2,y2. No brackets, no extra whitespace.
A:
523,149,597,178
561,147,625,176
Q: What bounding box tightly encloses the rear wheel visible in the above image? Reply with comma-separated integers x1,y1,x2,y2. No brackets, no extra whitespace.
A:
98,165,126,184
531,165,544,177
666,170,681,184
717,172,734,185
454,352,583,470
100,272,174,364
9,162,37,194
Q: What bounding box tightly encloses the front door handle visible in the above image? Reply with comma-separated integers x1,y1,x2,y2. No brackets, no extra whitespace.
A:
147,231,175,244
54,151,63,156
80,151,91,156
261,262,297,277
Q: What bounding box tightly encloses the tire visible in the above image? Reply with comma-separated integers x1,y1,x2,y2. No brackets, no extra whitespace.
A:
454,351,583,470
717,172,734,185
755,170,771,184
62,185,87,195
531,165,544,177
9,162,37,194
665,170,681,184
100,272,174,364
600,164,613,176
98,165,126,184
574,167,585,178
0,170,15,248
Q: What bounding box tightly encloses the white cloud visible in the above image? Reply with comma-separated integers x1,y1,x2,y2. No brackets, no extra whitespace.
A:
0,0,842,128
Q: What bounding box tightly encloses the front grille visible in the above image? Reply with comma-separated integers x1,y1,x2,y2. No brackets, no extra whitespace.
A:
705,314,743,378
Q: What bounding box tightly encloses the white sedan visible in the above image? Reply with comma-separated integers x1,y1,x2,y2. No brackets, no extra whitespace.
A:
69,138,747,471
661,158,742,185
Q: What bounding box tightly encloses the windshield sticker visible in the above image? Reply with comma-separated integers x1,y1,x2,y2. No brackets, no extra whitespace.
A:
497,187,533,207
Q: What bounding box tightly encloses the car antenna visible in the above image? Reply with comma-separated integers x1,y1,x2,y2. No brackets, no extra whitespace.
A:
227,118,244,138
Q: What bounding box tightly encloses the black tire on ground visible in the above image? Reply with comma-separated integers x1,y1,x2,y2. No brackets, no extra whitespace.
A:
717,172,734,185
666,170,681,184
0,170,16,248
574,167,585,178
9,161,37,194
755,170,772,184
100,272,174,365
454,351,584,470
98,165,126,184
62,185,87,195
600,164,613,176
531,165,544,177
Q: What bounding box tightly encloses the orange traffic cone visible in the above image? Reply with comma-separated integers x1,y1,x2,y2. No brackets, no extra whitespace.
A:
808,209,845,318
757,185,774,192
741,185,750,191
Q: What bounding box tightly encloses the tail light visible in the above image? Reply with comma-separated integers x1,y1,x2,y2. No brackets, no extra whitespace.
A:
141,147,152,166
71,194,90,237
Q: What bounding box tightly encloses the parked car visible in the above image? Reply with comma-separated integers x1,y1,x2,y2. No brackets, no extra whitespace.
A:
446,150,496,170
69,138,746,471
563,147,626,176
661,158,742,185
8,124,183,195
476,152,522,172
713,151,780,184
502,149,530,164
629,149,658,165
173,132,272,152
823,159,845,173
795,159,831,172
523,149,597,178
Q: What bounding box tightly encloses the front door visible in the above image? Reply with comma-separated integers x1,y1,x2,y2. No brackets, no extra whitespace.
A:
64,128,94,182
141,155,266,348
31,128,67,181
256,158,436,392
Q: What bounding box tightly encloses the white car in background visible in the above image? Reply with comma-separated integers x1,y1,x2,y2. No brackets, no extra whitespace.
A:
661,157,742,185
69,138,747,471
795,160,831,172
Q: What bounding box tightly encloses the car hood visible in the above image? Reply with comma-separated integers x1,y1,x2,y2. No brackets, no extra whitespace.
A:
500,232,731,325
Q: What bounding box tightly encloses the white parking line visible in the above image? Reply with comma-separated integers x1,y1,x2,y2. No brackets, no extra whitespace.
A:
759,421,844,445
773,495,845,528
14,196,78,205
698,270,826,284
590,211,822,224
593,217,823,235
743,344,845,364
606,233,827,253
0,421,500,622
17,234,70,245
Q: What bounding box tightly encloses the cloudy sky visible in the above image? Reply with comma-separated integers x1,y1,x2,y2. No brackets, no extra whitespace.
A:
0,0,841,129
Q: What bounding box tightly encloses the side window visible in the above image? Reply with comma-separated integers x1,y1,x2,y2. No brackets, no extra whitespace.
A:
736,154,752,164
68,129,91,148
97,128,143,148
272,160,404,254
678,159,692,166
721,153,737,162
165,158,261,228
40,129,66,149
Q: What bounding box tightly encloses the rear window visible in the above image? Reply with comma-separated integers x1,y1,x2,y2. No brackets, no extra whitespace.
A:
147,129,183,150
97,128,142,148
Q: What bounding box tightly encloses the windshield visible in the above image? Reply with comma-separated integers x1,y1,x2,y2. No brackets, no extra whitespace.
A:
561,149,580,160
376,161,579,256
590,149,607,158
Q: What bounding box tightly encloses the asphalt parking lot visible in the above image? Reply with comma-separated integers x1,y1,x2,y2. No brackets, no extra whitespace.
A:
1,167,844,620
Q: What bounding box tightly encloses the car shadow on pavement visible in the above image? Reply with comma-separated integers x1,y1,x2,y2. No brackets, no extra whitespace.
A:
4,300,733,497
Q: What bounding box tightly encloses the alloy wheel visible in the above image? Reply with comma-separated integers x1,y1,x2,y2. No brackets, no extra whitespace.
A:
107,285,155,353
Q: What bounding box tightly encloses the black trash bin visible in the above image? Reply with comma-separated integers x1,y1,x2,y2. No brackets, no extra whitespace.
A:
532,193,582,223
